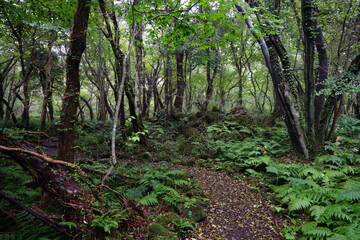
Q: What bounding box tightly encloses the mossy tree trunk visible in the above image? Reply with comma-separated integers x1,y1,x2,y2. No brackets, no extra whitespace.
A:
174,50,185,111
59,0,91,163
302,0,316,146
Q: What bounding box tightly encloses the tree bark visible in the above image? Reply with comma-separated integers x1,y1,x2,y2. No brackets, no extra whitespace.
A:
134,17,144,117
164,56,173,125
0,57,17,120
0,137,92,222
236,3,309,158
39,47,55,130
302,0,316,144
174,51,185,111
202,48,218,111
319,54,360,139
59,0,91,163
314,17,328,137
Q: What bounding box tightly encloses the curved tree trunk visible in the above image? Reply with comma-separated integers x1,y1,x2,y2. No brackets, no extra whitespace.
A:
236,3,309,158
59,0,91,163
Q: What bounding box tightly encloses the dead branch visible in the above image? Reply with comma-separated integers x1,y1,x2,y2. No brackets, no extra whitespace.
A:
0,191,69,237
0,145,75,168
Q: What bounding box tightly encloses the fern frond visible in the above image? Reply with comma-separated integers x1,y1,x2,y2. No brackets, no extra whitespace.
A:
303,187,332,203
338,180,360,201
266,165,291,176
173,179,192,187
0,233,21,240
316,155,346,167
321,204,352,222
272,184,294,198
328,233,349,240
126,185,148,199
162,194,183,205
280,191,298,203
288,197,313,211
340,165,359,176
300,167,323,181
164,169,188,178
333,224,360,239
309,205,327,221
323,169,346,179
153,183,179,196
286,177,315,186
138,193,159,205
303,226,332,238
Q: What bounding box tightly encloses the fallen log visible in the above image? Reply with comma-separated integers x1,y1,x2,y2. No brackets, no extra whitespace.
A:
0,191,69,237
0,137,93,224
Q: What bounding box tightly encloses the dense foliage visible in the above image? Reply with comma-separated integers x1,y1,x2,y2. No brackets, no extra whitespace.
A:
0,0,359,239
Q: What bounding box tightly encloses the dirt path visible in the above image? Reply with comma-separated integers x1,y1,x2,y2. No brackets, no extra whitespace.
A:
40,138,286,239
175,165,286,240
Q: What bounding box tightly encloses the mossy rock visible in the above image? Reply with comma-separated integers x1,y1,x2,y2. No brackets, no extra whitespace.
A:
182,200,207,222
204,111,221,124
148,223,178,240
171,112,187,120
156,151,171,162
226,114,253,126
157,212,180,225
137,151,153,161
176,141,197,156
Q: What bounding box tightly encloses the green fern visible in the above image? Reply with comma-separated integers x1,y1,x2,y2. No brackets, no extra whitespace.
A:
288,197,313,211
338,180,360,201
0,211,64,240
138,193,159,205
303,226,332,238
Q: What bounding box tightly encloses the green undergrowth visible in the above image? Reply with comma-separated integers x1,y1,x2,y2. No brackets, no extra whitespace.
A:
192,115,360,240
1,114,359,239
0,157,64,240
85,163,207,239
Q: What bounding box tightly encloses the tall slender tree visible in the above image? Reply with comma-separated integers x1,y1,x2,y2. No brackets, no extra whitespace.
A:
59,0,91,163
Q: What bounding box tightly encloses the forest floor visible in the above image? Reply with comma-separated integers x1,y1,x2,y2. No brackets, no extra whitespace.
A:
40,137,288,239
39,123,288,239
127,159,287,240
175,165,286,240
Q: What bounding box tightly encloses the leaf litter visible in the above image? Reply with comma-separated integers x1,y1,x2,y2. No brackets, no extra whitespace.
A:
174,165,287,240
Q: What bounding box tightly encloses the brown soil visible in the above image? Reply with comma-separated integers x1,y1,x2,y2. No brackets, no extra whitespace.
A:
175,165,286,240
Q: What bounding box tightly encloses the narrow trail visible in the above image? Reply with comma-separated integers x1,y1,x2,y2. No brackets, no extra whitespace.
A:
175,165,286,240
41,139,286,239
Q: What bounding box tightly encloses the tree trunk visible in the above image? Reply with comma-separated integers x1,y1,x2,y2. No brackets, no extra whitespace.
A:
0,57,17,120
302,0,316,144
354,92,360,119
174,51,185,111
164,56,173,125
319,54,360,139
236,3,309,158
80,95,94,121
202,49,218,111
59,0,91,163
97,32,108,122
314,18,328,137
134,20,144,117
0,137,92,222
39,50,55,130
20,64,34,130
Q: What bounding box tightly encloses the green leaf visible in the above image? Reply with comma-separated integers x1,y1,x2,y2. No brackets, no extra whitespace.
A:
288,197,313,211
138,193,159,205
59,222,77,229
303,227,332,237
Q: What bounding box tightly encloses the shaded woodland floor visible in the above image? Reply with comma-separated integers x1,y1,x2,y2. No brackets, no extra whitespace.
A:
176,165,286,240
127,159,287,240
2,114,358,239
